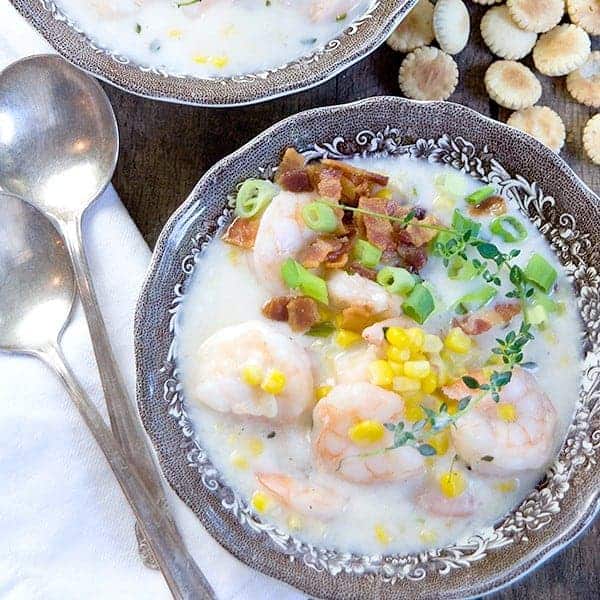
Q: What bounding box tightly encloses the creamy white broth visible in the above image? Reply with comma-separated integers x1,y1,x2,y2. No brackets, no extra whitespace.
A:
55,0,368,78
177,155,581,555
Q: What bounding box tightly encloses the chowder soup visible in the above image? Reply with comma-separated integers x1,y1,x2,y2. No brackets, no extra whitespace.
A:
54,0,369,78
178,149,581,555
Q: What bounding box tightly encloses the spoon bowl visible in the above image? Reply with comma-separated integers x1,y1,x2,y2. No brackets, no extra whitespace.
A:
0,54,118,220
0,192,74,352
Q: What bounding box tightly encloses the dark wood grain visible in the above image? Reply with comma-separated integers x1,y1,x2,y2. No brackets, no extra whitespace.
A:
103,4,598,598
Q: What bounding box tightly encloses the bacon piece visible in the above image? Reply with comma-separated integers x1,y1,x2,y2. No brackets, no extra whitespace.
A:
297,237,344,269
454,302,521,336
316,168,343,201
321,158,389,187
262,297,290,322
397,242,427,273
338,306,377,333
275,148,314,193
287,297,320,332
469,195,507,218
346,261,377,281
278,147,306,173
223,217,260,249
388,201,439,247
357,196,396,255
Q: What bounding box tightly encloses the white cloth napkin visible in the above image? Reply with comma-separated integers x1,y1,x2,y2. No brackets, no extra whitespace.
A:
0,3,303,599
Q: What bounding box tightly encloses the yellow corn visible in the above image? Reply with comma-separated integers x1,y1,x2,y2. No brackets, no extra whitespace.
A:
421,371,438,394
348,420,385,445
210,55,229,68
497,403,517,422
335,329,362,348
423,333,443,353
247,437,264,456
444,327,472,354
374,524,392,545
241,364,263,387
428,430,450,456
392,376,421,393
168,28,183,39
287,515,303,531
388,361,404,376
439,471,467,498
192,55,208,64
315,385,332,401
387,345,411,363
419,528,437,545
376,188,393,200
403,360,431,379
251,491,270,513
386,326,410,349
406,327,425,351
403,398,425,423
496,479,518,494
229,450,248,470
261,369,286,395
368,360,394,387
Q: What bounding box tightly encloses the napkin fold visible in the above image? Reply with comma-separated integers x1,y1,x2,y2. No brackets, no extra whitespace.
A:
0,3,301,599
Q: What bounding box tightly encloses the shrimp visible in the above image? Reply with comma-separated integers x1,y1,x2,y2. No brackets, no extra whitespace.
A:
362,316,416,346
256,473,344,520
253,191,318,293
309,0,362,22
333,346,379,384
442,368,557,475
188,320,313,422
415,482,477,517
312,383,425,483
327,271,402,316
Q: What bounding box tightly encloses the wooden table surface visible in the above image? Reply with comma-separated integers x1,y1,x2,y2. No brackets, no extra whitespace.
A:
103,4,598,598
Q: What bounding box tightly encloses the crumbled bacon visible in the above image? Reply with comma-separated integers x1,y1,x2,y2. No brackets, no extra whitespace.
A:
275,148,314,193
297,237,344,269
397,242,428,273
316,168,343,201
223,217,260,249
469,195,507,218
346,261,377,281
454,302,521,335
287,297,320,332
277,147,306,174
388,202,439,247
338,306,377,333
357,197,395,255
321,158,389,187
261,297,290,322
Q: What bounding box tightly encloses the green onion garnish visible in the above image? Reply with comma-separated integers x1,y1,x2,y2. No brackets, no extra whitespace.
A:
281,258,329,304
454,285,497,314
402,283,434,324
524,253,557,293
301,201,338,233
532,290,558,313
235,178,277,219
353,239,382,269
376,266,417,295
447,256,479,281
305,321,335,337
466,184,495,206
452,209,481,237
489,215,528,243
525,304,548,326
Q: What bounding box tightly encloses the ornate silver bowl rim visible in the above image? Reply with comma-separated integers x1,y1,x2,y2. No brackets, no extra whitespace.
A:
134,97,600,599
10,0,415,106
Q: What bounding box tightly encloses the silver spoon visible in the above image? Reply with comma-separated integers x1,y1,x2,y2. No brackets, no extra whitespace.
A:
0,192,215,599
0,53,192,570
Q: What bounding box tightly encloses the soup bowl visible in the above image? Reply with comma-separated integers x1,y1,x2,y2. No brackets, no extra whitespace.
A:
10,0,415,106
134,97,600,598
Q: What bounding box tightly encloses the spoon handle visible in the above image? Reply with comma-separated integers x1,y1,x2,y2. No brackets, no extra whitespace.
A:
40,342,216,600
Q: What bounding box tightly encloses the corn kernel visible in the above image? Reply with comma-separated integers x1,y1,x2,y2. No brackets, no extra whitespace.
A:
445,398,459,415
247,437,264,456
439,471,467,498
387,345,410,363
376,188,393,200
406,327,425,351
404,399,425,423
374,524,392,545
226,433,238,446
423,333,443,353
388,361,404,376
444,327,472,354
192,55,208,64
168,28,183,39
287,515,303,531
392,376,421,393
403,360,431,379
261,369,286,395
386,327,410,348
316,385,332,401
335,329,362,348
368,360,394,387
251,491,270,513
421,372,438,394
241,364,263,387
348,420,385,446
497,403,517,422
229,450,248,470
210,55,229,68
428,430,450,456
419,528,437,545
496,479,518,494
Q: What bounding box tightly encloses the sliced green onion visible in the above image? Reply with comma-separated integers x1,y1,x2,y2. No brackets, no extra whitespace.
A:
524,253,557,293
353,239,382,268
306,321,335,337
466,184,495,206
235,178,277,218
435,172,467,199
376,266,417,295
302,201,338,233
525,304,548,326
402,283,435,324
447,256,479,281
532,290,558,313
490,216,528,243
454,285,497,314
280,258,329,304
